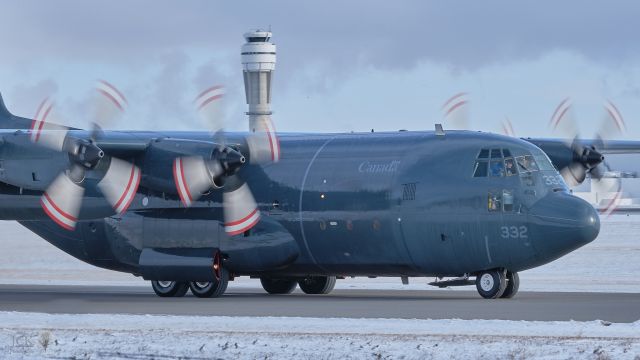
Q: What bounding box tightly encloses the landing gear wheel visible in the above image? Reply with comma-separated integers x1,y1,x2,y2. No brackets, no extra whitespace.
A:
475,269,507,299
500,271,520,299
298,276,336,295
189,269,229,298
151,280,189,297
260,277,298,294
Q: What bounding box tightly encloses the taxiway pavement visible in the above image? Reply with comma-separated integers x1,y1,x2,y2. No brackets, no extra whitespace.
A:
0,284,638,323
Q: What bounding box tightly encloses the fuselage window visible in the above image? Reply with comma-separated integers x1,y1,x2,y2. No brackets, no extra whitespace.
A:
488,191,502,211
502,190,514,211
502,148,512,157
490,149,502,159
473,161,488,177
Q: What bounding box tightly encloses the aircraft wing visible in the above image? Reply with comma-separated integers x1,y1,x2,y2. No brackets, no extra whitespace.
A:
526,138,640,155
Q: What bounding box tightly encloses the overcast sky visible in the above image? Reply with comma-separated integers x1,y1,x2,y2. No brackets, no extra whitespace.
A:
1,1,639,138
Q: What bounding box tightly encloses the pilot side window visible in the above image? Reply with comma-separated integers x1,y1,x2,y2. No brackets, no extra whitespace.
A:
504,158,518,176
516,155,539,173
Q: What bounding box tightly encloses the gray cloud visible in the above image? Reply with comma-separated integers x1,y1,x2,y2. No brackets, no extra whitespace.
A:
2,1,639,71
2,1,639,132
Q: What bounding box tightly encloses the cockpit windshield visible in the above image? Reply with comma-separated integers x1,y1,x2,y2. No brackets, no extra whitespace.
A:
473,148,519,178
473,147,558,178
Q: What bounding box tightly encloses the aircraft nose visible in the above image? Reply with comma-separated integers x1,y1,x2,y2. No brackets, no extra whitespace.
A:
529,192,600,261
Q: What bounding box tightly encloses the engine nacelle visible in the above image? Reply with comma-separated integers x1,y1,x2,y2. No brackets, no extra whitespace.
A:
141,138,220,194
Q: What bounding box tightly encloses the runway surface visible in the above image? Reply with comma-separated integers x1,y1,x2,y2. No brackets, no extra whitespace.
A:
1,284,639,323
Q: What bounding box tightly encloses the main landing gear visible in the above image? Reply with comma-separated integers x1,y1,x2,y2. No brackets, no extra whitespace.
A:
475,269,520,299
151,281,189,297
259,276,337,295
151,268,230,298
298,276,336,295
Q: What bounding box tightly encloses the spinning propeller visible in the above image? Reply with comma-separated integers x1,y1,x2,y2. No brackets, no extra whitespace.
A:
441,92,470,130
171,85,280,235
31,81,141,230
547,98,622,188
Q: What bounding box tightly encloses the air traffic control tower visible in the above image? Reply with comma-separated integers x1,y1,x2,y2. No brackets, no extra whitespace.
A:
241,30,276,134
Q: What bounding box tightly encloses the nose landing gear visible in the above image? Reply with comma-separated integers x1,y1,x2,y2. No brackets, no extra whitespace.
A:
474,269,520,299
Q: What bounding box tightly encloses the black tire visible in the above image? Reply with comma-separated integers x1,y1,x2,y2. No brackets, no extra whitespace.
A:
475,269,507,299
260,277,298,294
189,269,229,298
298,276,336,295
500,271,520,299
151,281,189,297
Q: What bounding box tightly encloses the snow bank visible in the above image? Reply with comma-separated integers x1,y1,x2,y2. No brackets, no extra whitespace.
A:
0,312,638,359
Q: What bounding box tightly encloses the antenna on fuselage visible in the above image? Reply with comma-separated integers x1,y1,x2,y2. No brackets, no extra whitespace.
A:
435,123,445,136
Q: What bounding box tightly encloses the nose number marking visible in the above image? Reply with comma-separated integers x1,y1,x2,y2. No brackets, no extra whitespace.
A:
500,226,528,239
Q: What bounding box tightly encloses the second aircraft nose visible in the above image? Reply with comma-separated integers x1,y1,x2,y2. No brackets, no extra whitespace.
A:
529,192,600,263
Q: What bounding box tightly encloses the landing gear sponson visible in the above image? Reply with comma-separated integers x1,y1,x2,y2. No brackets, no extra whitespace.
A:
259,276,337,295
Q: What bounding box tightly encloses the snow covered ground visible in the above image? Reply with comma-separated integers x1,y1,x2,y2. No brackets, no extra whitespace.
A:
0,215,638,293
0,217,639,359
0,312,638,359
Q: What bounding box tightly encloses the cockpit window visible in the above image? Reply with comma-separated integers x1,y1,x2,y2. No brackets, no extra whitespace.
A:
533,154,555,171
474,148,514,178
473,161,488,177
490,160,505,177
504,158,518,176
516,155,539,173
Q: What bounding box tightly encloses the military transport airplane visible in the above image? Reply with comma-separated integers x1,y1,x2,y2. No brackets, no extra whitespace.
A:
0,30,637,299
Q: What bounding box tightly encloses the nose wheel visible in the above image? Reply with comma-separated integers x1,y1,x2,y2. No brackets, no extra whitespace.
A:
475,269,520,299
475,269,507,299
500,271,520,299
